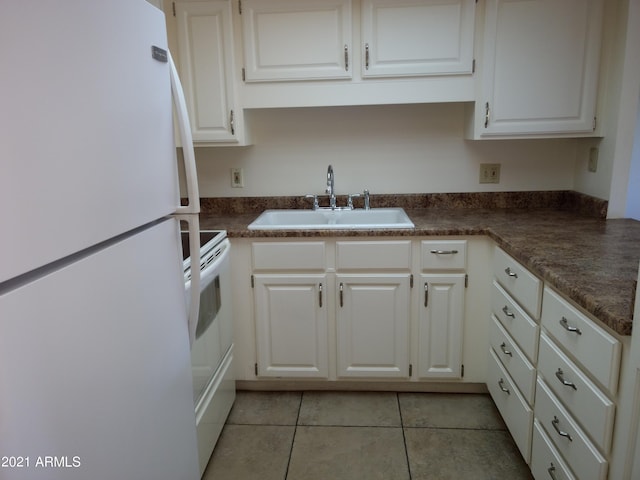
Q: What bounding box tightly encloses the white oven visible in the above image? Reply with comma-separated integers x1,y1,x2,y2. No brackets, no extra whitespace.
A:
182,230,235,475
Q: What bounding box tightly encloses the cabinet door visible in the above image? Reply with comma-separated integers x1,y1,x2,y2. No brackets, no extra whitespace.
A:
175,1,241,143
336,274,410,378
418,274,465,378
479,0,603,136
242,0,353,81
254,275,329,378
361,0,475,77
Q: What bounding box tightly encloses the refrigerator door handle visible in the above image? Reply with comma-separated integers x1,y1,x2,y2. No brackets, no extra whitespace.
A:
177,214,201,346
169,51,199,215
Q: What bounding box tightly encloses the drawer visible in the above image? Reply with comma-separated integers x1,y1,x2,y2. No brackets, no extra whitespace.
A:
420,240,467,271
336,241,411,270
537,333,615,454
531,419,576,480
252,241,325,271
492,281,539,363
535,377,608,480
487,348,533,464
493,247,542,319
541,286,621,394
489,315,536,404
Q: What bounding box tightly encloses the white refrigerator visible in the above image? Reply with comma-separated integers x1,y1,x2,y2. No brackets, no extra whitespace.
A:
0,1,203,479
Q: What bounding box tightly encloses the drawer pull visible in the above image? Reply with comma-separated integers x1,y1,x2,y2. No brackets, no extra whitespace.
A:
559,316,582,335
551,416,573,441
498,378,510,395
504,267,518,278
555,368,577,390
430,249,459,255
547,462,558,480
499,342,513,357
502,305,515,318
318,283,323,308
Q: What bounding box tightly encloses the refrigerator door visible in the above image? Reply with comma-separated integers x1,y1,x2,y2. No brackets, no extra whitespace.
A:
0,219,199,480
0,0,179,282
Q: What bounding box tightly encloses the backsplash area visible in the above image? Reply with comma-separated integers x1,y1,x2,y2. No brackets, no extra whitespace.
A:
196,191,608,219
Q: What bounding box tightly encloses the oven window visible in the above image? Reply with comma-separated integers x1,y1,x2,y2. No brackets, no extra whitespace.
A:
195,276,221,339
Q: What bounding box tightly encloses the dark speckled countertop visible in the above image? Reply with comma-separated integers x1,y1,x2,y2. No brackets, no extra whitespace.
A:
196,193,640,336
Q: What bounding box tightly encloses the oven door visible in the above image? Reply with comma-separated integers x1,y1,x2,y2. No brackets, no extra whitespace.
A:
187,239,231,407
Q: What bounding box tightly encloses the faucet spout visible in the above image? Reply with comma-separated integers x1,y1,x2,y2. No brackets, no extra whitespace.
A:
326,165,336,209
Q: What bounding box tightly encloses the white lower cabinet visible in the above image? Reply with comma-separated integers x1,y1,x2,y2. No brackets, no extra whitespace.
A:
253,274,329,378
336,274,410,378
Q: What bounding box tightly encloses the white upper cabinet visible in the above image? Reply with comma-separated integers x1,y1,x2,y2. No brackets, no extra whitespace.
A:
469,0,604,138
241,0,353,81
174,1,247,144
361,0,475,78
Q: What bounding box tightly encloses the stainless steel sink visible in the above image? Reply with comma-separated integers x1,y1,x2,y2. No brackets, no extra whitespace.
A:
248,208,415,230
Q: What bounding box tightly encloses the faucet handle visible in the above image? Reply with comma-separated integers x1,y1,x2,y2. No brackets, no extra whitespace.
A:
305,194,319,210
347,193,361,209
363,189,370,210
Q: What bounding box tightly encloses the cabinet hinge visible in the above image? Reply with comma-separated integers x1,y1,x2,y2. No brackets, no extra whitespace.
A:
465,274,468,288
410,274,413,288
251,274,254,288
409,364,413,377
593,116,597,131
461,364,465,378
255,363,258,376
172,1,176,16
472,59,476,73
242,67,246,82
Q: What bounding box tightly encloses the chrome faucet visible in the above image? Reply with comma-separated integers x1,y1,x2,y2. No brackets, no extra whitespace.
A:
326,165,336,210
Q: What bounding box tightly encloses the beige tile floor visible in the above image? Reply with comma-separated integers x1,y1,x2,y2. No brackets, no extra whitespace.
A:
203,391,533,480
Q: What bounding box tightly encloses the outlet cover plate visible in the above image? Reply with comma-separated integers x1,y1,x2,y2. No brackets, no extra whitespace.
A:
480,163,501,184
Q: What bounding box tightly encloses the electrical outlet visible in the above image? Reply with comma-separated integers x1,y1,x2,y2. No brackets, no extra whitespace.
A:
588,147,599,172
231,168,244,188
479,163,501,184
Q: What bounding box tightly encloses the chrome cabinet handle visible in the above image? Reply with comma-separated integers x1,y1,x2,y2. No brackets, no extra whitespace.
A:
424,283,429,307
551,416,573,441
365,43,370,69
484,102,490,128
339,282,344,307
230,109,235,135
318,283,323,308
504,267,518,278
555,368,577,390
498,378,510,395
502,305,515,318
430,249,459,255
547,462,558,480
500,342,513,357
344,45,349,71
559,317,582,335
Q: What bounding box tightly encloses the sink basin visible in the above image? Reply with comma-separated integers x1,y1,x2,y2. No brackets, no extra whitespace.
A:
248,208,415,230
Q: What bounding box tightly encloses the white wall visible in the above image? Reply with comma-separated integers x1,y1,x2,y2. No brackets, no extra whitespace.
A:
626,94,640,219
194,103,579,198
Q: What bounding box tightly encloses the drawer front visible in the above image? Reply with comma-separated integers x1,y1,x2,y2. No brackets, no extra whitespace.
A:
537,333,615,454
420,240,467,271
541,286,621,394
535,378,608,480
489,315,536,404
531,419,576,480
487,348,533,463
493,247,542,319
253,241,325,271
336,241,412,270
492,281,539,363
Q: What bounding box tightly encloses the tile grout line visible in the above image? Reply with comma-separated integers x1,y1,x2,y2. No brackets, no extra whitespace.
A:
397,393,413,480
283,391,304,480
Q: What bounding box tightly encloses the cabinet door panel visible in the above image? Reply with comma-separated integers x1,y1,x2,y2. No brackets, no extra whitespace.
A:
362,0,475,77
175,1,239,143
480,0,603,136
418,274,465,378
254,275,328,378
336,275,410,378
242,0,352,81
